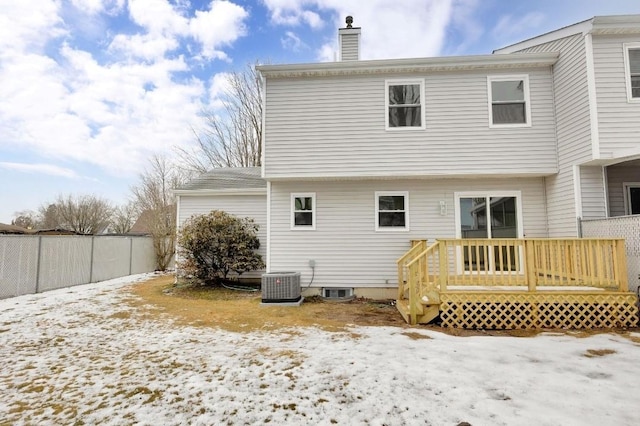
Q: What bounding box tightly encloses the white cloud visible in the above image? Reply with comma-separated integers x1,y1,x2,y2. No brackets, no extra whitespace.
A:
0,162,80,179
208,72,233,109
0,0,251,181
127,0,189,35
281,31,307,52
492,12,546,41
0,0,66,54
109,32,180,61
189,1,249,60
262,0,325,28
263,0,456,60
70,0,125,16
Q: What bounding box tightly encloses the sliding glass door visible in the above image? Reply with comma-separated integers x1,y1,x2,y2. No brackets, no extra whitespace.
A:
456,193,522,273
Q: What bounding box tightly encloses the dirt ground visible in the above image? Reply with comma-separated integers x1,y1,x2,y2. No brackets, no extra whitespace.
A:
127,274,640,339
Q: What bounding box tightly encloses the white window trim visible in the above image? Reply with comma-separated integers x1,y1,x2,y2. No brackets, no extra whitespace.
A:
623,182,640,215
375,191,410,232
291,192,316,230
623,42,640,103
487,75,532,128
385,79,426,131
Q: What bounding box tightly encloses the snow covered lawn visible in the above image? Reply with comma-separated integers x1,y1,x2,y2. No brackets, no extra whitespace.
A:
1,274,639,425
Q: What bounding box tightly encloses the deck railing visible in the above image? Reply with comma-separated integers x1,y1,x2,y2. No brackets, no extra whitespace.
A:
399,238,629,314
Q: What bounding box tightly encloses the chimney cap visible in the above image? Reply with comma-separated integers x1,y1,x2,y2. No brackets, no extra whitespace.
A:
345,16,353,28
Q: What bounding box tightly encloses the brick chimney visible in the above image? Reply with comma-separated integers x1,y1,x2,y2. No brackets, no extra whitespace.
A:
338,16,361,61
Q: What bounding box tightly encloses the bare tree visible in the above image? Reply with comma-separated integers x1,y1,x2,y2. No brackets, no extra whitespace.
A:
131,155,185,270
178,62,263,173
37,194,113,234
110,202,138,234
11,210,38,229
38,203,62,229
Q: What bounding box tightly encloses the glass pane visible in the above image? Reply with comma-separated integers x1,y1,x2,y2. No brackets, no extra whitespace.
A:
389,106,421,127
630,188,640,215
295,197,312,211
492,103,526,124
490,197,518,271
379,195,404,211
631,76,640,98
459,198,487,238
492,80,524,102
629,48,640,74
389,84,420,105
460,197,488,272
294,212,313,226
379,212,406,227
490,197,517,238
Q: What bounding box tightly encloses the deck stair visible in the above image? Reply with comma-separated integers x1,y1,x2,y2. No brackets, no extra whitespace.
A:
396,238,639,329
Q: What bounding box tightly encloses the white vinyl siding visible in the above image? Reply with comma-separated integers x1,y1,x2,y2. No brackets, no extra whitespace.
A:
268,178,548,289
518,34,593,236
262,68,557,179
488,75,531,127
340,32,359,61
592,36,640,157
177,194,267,279
579,166,607,220
606,163,640,217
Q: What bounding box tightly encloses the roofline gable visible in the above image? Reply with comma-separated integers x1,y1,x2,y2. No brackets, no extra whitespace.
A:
494,14,640,54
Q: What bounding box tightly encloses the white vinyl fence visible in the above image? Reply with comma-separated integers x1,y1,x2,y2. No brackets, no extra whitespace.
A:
0,235,157,299
581,215,640,294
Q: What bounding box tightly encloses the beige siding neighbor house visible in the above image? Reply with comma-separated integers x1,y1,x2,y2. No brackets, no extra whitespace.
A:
176,15,640,296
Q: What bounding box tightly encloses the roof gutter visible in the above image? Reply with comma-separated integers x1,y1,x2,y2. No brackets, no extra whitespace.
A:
256,52,559,78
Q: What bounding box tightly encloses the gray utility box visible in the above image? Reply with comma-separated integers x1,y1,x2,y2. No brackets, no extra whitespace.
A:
261,272,302,304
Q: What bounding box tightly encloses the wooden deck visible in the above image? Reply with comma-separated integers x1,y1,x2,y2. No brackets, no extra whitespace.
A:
396,238,639,329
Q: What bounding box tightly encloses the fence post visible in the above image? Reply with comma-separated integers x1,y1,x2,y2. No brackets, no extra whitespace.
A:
129,237,134,276
525,240,536,291
35,236,42,293
615,239,629,291
89,236,95,283
438,241,448,291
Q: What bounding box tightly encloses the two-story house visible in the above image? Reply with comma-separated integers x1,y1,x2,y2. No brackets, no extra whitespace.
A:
176,15,640,300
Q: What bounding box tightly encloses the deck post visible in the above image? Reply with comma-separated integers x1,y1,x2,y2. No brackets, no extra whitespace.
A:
525,240,536,291
615,239,629,291
438,241,448,291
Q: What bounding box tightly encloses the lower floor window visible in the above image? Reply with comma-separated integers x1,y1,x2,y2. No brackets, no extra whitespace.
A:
376,191,409,230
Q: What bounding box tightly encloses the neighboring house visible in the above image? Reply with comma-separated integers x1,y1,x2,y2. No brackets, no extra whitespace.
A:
177,15,640,296
0,224,82,235
174,167,267,281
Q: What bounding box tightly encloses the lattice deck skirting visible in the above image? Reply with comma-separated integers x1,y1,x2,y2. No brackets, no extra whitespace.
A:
439,291,639,329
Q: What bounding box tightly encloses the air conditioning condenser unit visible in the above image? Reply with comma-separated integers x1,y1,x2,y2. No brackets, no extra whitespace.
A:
261,272,303,306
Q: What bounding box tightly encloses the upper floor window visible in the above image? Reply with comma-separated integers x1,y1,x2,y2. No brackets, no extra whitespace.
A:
375,191,409,231
291,193,315,230
488,75,531,127
624,43,640,102
385,80,425,130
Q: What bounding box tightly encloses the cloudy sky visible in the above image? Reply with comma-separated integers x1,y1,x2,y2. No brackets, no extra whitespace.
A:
1,0,639,224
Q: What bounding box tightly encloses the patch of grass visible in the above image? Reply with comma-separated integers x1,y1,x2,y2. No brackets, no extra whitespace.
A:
126,275,408,333
108,311,133,320
401,331,432,340
584,348,617,358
